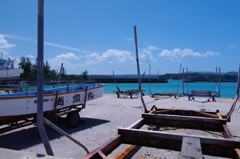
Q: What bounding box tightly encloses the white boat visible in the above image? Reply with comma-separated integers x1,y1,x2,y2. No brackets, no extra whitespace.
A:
0,83,105,131
0,59,23,80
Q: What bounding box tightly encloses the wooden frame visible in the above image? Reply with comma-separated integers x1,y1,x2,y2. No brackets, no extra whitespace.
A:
82,110,240,158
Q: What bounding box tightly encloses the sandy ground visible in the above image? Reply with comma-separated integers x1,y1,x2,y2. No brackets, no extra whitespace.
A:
0,94,240,159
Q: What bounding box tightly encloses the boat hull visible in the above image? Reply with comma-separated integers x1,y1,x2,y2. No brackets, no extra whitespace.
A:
0,84,105,118
0,68,23,80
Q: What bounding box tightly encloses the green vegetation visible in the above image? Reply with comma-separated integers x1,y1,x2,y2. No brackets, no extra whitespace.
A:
18,56,88,79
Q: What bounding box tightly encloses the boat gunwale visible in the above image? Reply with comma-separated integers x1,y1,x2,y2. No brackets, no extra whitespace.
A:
0,84,105,100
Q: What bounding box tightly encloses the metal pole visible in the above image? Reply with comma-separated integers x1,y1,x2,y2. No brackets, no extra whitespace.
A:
140,71,146,87
215,67,218,92
176,64,182,94
134,26,142,91
37,0,54,155
43,118,89,154
112,70,120,91
57,63,63,87
182,68,184,94
158,70,160,93
237,65,240,96
149,64,151,95
186,68,189,92
134,26,147,113
219,67,221,94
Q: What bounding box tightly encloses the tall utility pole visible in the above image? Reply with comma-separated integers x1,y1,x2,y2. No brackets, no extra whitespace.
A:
134,26,147,113
37,0,54,156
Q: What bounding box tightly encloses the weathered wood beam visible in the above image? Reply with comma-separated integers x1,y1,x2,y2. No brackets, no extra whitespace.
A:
142,113,226,131
152,109,219,118
179,137,203,159
126,118,144,129
82,134,121,159
119,128,240,158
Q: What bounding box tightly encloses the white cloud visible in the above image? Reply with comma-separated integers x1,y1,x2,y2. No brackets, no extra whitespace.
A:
159,48,220,62
0,35,16,49
26,55,34,59
85,52,102,65
46,49,136,72
83,48,157,65
228,43,237,49
124,38,132,41
56,53,79,60
3,34,36,43
101,49,135,64
77,49,135,66
139,48,156,62
2,34,90,53
44,42,90,53
46,53,82,73
146,46,159,51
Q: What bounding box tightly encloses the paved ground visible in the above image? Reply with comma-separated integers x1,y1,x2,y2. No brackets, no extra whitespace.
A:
0,94,240,159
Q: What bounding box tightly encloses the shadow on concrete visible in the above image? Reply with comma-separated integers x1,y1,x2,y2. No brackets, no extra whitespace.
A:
0,117,110,150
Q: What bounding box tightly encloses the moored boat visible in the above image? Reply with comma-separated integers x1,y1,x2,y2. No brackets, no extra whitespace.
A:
0,58,23,81
0,83,105,131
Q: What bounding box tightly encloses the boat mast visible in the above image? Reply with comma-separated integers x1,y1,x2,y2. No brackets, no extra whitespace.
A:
112,70,120,91
158,70,160,93
219,67,221,94
134,26,147,113
0,50,3,60
149,63,151,95
237,64,240,96
186,68,189,92
176,64,182,94
37,0,54,155
57,63,63,87
182,68,185,94
215,67,218,92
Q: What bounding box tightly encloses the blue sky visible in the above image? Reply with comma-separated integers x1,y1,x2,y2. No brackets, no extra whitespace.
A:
0,0,239,75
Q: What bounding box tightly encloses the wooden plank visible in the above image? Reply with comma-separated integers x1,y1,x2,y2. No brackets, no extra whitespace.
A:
126,118,144,129
142,113,226,131
119,128,240,158
82,135,121,159
152,109,218,118
179,137,203,159
116,145,137,159
142,113,225,123
97,151,108,159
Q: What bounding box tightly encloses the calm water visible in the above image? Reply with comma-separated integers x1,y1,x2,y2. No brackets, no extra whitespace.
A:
103,80,238,99
18,80,238,99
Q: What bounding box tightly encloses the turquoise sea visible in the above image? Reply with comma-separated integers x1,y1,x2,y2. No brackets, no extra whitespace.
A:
103,80,238,99
19,80,238,99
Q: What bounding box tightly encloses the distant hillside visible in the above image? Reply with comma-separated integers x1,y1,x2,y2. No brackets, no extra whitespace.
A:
225,71,238,75
188,71,238,75
89,71,238,82
89,74,162,79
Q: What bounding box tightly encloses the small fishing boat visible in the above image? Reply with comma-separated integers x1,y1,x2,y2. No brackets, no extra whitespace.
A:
0,83,105,132
0,58,23,81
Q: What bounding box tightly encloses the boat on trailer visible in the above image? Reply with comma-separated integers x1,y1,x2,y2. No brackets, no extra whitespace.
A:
0,83,105,133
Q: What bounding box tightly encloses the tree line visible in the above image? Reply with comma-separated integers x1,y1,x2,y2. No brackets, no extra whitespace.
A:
18,56,88,79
